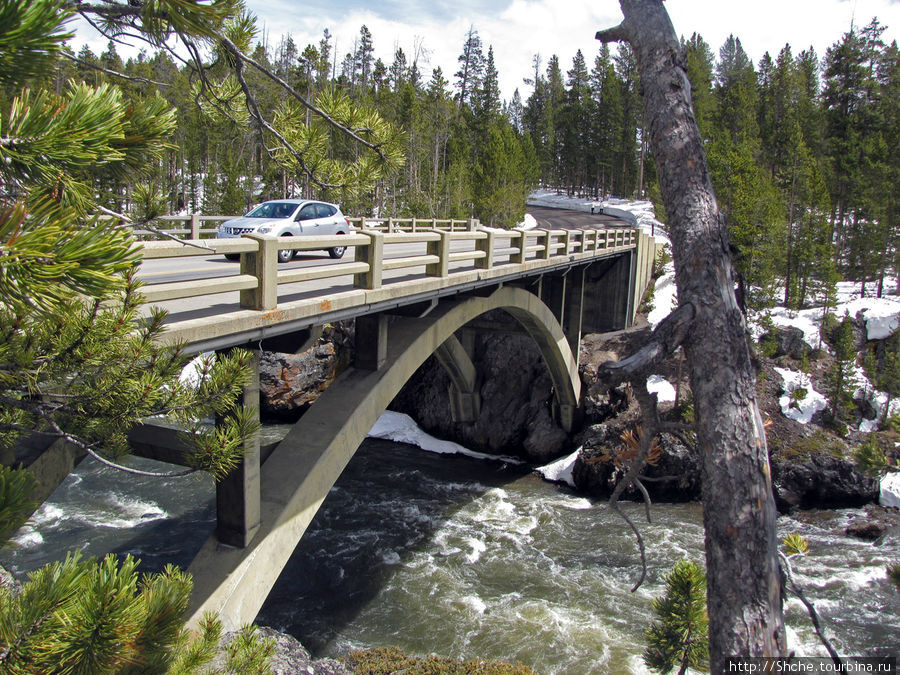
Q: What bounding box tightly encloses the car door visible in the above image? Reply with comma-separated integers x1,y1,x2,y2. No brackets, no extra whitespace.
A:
314,203,339,235
293,203,318,234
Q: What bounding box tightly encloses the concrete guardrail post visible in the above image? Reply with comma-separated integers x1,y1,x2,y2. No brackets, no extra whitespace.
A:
475,228,495,270
190,214,201,239
426,230,451,277
514,231,528,264
354,230,384,290
537,230,552,260
240,234,278,310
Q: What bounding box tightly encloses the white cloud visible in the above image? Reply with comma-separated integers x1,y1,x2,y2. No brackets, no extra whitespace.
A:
71,0,900,102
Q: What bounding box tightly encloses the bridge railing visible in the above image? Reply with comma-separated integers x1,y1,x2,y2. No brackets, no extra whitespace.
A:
130,214,478,240
347,217,478,232
138,226,638,311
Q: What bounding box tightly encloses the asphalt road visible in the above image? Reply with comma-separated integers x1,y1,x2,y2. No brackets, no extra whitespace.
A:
527,205,630,229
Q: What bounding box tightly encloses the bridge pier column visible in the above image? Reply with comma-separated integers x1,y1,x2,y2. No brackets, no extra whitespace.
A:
540,272,567,328
563,266,585,359
434,334,481,423
215,349,261,548
355,313,388,370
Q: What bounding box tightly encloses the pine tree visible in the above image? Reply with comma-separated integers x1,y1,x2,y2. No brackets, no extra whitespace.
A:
644,560,709,675
454,26,484,110
827,313,858,427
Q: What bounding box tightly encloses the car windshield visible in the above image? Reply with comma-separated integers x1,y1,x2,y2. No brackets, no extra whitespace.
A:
245,202,298,219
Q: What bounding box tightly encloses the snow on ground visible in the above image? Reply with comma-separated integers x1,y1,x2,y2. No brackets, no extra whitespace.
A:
534,448,580,487
646,374,676,403
517,213,537,231
648,262,677,329
367,411,524,465
774,367,828,425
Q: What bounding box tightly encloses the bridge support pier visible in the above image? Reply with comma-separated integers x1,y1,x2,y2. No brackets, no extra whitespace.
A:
215,349,261,548
434,334,481,423
355,314,388,370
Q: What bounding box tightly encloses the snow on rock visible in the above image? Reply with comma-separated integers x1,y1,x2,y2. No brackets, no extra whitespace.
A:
647,374,676,403
774,367,827,425
839,295,900,341
367,410,523,465
880,472,900,509
762,290,900,349
534,448,579,487
648,262,677,329
765,307,826,351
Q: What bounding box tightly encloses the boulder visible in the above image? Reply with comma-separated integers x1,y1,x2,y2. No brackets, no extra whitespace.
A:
760,326,809,360
771,453,879,512
844,505,900,544
572,423,701,501
210,627,351,675
259,323,354,421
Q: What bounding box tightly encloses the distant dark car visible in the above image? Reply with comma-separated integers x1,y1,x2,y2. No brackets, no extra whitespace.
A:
218,199,352,262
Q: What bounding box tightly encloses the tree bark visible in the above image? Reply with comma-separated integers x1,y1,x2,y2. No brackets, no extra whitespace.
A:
597,1,786,668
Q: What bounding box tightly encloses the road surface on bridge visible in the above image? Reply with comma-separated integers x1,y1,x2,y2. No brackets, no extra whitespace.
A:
136,208,626,286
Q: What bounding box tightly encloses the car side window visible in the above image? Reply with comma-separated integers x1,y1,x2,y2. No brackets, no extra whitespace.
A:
315,203,336,218
295,204,317,221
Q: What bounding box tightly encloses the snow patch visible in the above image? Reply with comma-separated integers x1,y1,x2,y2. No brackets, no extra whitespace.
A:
647,374,676,403
367,411,523,465
648,263,677,329
881,472,900,509
516,213,537,231
179,352,213,388
774,367,828,425
534,448,580,487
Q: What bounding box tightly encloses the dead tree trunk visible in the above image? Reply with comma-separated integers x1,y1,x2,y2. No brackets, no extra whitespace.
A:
596,1,786,667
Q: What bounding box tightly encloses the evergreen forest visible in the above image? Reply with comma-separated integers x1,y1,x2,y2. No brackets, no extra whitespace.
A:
16,17,900,305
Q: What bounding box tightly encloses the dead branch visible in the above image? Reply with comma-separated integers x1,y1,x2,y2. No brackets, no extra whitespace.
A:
596,303,695,390
95,205,215,252
779,552,843,665
60,51,170,87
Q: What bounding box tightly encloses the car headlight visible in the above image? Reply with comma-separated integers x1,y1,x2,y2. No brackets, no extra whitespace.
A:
258,226,271,233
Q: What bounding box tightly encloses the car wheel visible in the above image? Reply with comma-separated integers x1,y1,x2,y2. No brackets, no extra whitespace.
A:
277,236,294,263
224,253,240,261
328,233,346,259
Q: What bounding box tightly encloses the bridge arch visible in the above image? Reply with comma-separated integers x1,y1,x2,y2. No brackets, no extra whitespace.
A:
186,285,581,630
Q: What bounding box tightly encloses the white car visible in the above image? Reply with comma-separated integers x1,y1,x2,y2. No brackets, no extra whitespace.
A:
218,199,352,262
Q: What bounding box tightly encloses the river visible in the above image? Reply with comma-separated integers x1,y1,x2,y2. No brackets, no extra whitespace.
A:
3,435,898,673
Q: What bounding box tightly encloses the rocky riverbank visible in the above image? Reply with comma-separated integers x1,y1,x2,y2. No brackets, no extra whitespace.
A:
258,311,892,514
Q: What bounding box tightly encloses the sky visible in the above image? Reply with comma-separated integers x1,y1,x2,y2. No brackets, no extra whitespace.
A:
76,0,900,101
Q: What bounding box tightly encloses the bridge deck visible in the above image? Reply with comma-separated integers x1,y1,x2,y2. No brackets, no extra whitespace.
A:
138,227,641,353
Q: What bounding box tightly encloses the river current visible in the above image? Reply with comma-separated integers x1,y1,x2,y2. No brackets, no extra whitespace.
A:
3,435,898,673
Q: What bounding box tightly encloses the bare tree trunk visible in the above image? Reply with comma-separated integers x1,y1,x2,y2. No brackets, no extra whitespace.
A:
597,1,786,668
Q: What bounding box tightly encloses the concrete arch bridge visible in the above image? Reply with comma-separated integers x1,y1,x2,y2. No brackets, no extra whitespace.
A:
123,218,657,630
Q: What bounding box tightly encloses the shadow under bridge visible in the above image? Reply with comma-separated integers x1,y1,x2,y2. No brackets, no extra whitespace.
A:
184,284,584,631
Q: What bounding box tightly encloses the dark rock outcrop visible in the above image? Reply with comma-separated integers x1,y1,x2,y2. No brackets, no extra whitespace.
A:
572,422,701,501
259,323,354,422
760,326,809,360
771,453,879,512
391,332,569,463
